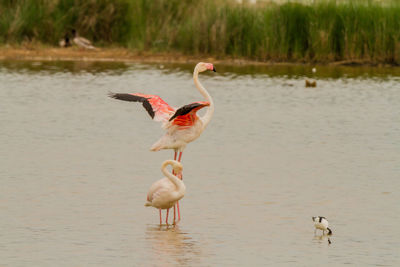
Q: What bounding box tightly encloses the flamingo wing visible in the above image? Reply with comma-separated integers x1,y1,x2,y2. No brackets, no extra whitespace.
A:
109,93,175,122
169,101,210,127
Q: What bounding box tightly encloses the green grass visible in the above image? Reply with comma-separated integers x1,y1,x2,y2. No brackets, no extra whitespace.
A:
1,0,399,64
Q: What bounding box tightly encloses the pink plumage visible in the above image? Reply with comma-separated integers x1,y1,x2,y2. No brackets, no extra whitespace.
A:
109,62,216,223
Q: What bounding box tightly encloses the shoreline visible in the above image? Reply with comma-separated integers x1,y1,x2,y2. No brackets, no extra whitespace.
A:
0,46,397,67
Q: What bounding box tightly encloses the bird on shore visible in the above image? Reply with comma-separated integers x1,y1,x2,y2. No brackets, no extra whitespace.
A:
145,160,185,225
312,216,332,235
59,34,71,48
110,62,215,222
71,29,96,50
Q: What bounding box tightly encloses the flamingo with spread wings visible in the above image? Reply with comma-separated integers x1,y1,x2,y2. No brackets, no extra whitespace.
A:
109,62,215,222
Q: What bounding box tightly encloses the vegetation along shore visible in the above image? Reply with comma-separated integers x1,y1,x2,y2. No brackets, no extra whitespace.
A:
1,0,399,65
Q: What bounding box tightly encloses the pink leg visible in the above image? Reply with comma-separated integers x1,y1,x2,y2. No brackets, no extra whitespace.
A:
159,209,162,225
173,151,178,221
178,152,183,163
175,151,183,222
173,205,176,224
166,208,169,225
177,201,181,222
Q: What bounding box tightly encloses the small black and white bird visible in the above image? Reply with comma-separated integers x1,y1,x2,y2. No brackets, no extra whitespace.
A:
312,216,332,235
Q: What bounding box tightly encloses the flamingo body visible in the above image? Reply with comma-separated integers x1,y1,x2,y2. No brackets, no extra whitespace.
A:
109,62,215,153
146,177,183,209
145,160,185,211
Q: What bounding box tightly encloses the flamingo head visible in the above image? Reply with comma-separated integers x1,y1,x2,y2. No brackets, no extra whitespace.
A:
171,161,183,176
196,62,216,73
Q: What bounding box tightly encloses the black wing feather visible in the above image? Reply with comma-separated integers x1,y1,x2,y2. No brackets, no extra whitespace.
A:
169,102,204,121
108,93,155,119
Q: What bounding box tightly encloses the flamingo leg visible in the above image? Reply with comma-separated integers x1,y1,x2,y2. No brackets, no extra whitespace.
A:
177,201,181,222
175,151,183,222
166,208,169,225
159,209,162,225
173,205,176,225
173,151,178,221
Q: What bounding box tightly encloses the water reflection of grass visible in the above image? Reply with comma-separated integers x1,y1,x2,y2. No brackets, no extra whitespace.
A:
2,59,400,79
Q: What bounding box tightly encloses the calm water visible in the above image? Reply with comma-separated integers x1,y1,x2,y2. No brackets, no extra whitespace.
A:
1,60,399,266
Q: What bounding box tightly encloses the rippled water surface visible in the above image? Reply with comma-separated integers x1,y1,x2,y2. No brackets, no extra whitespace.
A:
1,60,399,266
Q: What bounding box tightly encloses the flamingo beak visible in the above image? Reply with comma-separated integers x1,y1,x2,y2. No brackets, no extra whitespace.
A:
213,66,216,72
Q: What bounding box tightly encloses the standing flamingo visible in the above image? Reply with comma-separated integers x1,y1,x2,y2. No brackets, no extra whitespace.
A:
109,62,215,222
145,160,185,225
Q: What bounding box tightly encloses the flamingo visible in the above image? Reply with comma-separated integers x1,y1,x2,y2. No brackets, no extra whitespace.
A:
145,160,185,225
312,216,333,235
109,62,215,221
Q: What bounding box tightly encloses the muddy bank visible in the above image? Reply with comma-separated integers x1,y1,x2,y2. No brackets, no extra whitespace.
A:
0,46,397,67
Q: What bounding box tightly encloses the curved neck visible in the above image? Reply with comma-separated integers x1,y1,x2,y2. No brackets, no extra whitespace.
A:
193,66,214,128
161,161,184,193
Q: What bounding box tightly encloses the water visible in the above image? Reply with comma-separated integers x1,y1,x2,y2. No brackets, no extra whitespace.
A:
1,60,399,266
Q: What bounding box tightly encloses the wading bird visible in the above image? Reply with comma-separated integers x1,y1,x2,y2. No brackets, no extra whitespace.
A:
145,160,185,225
312,216,332,235
109,62,215,221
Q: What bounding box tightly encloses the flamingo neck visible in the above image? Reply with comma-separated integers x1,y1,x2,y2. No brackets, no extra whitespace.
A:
193,66,214,128
161,161,185,194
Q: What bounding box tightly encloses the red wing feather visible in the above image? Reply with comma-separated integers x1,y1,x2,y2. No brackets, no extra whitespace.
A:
170,101,209,127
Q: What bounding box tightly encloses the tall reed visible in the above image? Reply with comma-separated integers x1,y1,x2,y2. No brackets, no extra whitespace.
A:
0,0,399,64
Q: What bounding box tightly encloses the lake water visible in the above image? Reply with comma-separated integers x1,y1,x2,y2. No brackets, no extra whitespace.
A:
1,60,399,266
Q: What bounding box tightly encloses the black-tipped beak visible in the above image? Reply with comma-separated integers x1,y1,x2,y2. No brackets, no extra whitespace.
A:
213,67,216,72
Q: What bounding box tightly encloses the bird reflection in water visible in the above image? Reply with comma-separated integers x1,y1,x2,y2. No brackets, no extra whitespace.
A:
146,225,202,266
